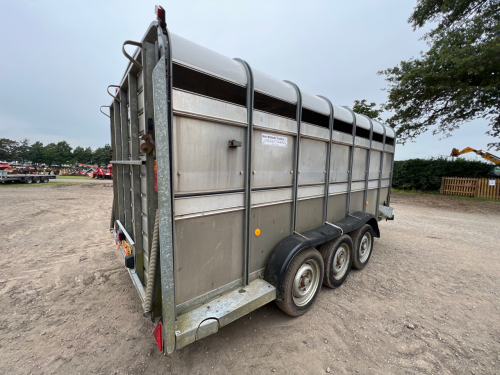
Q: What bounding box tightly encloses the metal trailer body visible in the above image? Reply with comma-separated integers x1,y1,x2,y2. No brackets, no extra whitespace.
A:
0,171,56,184
105,10,395,356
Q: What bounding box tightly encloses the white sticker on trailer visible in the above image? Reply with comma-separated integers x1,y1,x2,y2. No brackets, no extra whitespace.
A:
262,134,287,147
489,180,496,186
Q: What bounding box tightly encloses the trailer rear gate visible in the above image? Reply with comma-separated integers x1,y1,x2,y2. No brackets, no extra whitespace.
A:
106,15,395,355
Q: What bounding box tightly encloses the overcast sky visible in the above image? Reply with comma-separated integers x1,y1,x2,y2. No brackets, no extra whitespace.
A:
0,0,496,161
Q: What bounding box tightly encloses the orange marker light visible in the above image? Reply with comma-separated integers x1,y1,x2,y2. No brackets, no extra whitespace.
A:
254,228,261,237
366,201,369,205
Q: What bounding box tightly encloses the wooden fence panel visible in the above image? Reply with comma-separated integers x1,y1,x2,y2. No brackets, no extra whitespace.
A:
476,178,500,199
440,177,477,197
440,177,500,199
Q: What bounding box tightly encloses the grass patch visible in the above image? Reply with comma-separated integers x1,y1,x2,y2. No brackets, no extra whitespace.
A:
56,175,92,179
392,188,500,203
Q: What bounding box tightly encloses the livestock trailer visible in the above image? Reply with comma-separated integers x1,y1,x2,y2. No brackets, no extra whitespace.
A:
103,6,395,356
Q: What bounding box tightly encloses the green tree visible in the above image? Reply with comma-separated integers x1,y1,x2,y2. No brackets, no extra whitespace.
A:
17,138,31,162
43,143,58,166
72,146,85,164
73,146,94,164
27,141,44,164
0,138,19,161
352,100,384,121
55,141,73,165
93,144,111,166
380,0,500,150
83,147,94,164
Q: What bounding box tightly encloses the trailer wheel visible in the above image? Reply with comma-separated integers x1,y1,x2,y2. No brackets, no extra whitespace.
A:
34,177,41,183
276,248,324,317
42,177,49,183
320,235,353,288
24,177,33,184
351,224,374,270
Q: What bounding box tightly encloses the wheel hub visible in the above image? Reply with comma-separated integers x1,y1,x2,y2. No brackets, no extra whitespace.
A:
359,233,372,263
332,244,349,280
292,260,320,306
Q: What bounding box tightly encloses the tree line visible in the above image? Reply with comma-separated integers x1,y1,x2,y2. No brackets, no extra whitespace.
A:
0,138,111,167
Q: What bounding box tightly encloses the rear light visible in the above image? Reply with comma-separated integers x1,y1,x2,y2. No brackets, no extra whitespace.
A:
117,230,125,242
153,320,163,351
155,5,165,22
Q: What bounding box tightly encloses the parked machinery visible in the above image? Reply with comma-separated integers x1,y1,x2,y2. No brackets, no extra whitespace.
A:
451,147,500,165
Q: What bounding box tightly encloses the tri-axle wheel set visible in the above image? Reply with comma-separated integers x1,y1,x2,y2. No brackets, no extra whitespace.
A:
276,224,375,317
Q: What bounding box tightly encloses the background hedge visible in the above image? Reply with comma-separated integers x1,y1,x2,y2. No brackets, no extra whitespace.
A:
392,158,494,191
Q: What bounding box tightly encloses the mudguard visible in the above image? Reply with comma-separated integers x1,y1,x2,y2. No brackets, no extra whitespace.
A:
264,211,379,300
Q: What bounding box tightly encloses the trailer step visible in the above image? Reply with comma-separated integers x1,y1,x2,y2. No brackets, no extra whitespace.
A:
175,278,276,350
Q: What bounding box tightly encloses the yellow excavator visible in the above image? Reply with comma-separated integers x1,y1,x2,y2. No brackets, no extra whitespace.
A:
450,147,500,165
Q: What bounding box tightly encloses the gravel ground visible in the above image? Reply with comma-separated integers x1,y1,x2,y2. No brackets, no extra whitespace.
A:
0,186,499,375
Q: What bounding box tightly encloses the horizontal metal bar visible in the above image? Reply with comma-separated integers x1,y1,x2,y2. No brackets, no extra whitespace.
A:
115,220,136,245
110,160,144,166
174,188,245,198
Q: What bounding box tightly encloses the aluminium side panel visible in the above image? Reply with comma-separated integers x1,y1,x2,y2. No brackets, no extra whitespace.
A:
252,129,295,188
327,193,347,222
296,197,324,233
171,91,247,311
298,138,327,185
351,147,368,182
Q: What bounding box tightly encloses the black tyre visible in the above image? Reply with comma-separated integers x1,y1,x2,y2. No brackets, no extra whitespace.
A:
351,224,374,270
320,234,353,288
34,177,41,183
24,177,33,184
276,248,324,317
42,177,49,183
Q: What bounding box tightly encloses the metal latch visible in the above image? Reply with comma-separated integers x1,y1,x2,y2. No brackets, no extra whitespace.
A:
228,140,242,148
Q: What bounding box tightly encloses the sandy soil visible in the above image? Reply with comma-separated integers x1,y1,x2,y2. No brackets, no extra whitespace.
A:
1,186,500,375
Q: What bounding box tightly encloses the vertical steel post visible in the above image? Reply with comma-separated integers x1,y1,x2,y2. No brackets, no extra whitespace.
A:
284,81,302,234
154,23,176,356
375,124,387,218
113,99,125,225
342,107,357,216
128,72,144,283
360,115,373,213
234,58,254,286
142,42,159,275
318,96,334,223
387,129,397,206
109,104,118,229
119,88,132,234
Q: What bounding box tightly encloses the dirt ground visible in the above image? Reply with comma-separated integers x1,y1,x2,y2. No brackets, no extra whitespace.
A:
1,185,500,375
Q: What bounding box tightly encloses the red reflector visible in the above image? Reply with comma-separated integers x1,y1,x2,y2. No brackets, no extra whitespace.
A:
155,5,164,20
153,320,163,352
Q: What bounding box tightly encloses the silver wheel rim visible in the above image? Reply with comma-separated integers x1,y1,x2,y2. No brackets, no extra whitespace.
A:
359,232,372,263
332,244,349,280
292,259,321,306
